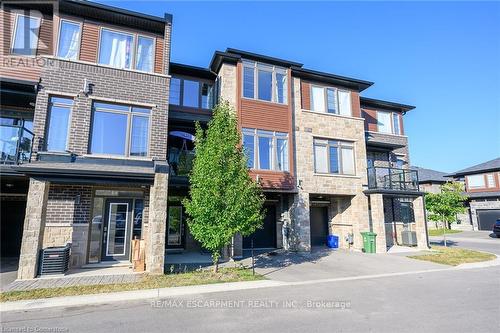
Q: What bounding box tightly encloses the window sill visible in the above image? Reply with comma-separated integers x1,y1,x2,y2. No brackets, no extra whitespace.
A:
313,173,360,179
83,154,151,161
241,96,288,107
302,109,364,121
365,130,407,138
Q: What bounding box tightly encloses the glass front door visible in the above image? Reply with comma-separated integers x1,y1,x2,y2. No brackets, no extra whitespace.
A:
102,199,132,261
167,206,184,248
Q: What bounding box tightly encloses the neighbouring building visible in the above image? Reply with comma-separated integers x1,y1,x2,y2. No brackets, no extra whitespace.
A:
448,158,500,231
0,0,429,280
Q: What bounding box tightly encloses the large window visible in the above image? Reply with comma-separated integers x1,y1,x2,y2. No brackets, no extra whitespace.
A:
98,28,154,72
12,14,41,56
242,128,289,171
169,77,214,109
242,61,288,104
467,174,485,189
46,97,73,152
57,20,81,60
90,102,150,157
310,85,352,116
377,111,402,135
314,139,355,175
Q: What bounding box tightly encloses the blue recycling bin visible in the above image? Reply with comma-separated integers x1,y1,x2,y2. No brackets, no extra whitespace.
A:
327,235,339,249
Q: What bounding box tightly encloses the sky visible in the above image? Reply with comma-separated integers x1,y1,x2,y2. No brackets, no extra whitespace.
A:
98,0,500,173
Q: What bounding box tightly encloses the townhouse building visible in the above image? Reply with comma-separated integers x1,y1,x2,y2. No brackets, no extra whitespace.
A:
1,0,428,280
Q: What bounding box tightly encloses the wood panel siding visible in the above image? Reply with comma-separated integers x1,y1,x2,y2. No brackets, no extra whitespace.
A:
350,91,361,118
36,13,53,56
154,37,164,74
362,108,378,132
237,63,295,190
79,21,99,62
301,81,311,110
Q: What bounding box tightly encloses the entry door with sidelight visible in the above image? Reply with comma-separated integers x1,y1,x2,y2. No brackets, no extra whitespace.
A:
167,206,184,248
102,199,133,261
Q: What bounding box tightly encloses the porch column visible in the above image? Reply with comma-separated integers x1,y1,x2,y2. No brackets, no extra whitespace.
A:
290,191,311,251
369,193,387,254
18,178,50,279
147,164,169,274
413,195,429,250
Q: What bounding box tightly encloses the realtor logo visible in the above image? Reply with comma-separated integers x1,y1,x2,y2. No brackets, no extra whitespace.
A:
1,0,57,67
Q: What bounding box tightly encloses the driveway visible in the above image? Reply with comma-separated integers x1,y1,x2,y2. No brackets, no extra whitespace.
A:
241,247,446,282
430,231,500,255
0,257,18,290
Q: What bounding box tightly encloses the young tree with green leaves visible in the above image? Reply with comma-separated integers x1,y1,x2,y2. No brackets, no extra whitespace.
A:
425,181,468,246
183,101,265,272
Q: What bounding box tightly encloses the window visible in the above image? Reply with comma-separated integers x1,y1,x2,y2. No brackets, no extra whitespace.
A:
486,174,496,188
313,139,355,175
467,174,485,189
377,111,392,134
135,36,154,72
183,80,200,108
57,20,81,60
242,128,289,171
98,28,154,72
310,86,351,116
392,113,401,135
46,97,73,152
169,78,181,105
242,61,288,104
12,14,41,55
170,77,213,109
90,102,150,157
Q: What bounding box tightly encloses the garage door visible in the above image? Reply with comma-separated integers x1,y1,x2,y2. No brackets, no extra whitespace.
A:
477,209,500,231
243,205,276,249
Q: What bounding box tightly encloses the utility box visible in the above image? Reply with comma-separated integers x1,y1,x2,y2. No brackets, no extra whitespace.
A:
401,230,417,246
39,244,70,276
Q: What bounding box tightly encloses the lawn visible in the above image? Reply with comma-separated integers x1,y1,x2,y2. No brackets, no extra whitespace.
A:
408,246,496,266
428,228,462,236
0,268,264,303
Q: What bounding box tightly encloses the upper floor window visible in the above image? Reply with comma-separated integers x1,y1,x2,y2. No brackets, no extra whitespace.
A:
377,111,402,135
90,102,150,157
314,138,355,175
242,61,288,104
57,20,81,60
467,174,485,189
486,174,496,188
46,97,73,152
98,28,154,72
242,128,289,172
12,14,41,56
169,77,214,109
310,86,351,116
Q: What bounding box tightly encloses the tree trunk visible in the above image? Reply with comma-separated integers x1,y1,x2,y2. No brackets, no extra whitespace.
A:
442,215,447,247
212,252,220,273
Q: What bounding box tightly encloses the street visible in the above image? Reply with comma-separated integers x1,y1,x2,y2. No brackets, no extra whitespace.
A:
1,265,499,333
430,231,500,255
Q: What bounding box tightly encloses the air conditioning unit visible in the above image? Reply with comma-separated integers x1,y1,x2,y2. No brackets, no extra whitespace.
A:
401,230,417,246
39,244,70,276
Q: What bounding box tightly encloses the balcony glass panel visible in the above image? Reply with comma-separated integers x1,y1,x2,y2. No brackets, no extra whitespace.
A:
367,167,419,191
0,122,33,164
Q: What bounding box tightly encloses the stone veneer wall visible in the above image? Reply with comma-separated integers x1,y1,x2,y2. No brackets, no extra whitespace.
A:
291,77,370,251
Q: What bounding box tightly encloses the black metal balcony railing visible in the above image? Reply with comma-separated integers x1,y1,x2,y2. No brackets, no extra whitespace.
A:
0,124,34,165
367,167,419,191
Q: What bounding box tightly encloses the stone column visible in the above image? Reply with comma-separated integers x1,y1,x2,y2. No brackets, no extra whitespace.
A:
413,195,429,250
18,179,50,279
369,193,387,254
290,191,311,251
146,167,169,274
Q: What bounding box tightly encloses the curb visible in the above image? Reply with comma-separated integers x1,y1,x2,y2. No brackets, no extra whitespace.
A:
0,280,285,312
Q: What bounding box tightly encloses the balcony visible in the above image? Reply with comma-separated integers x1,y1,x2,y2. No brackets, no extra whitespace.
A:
0,123,33,165
367,167,419,191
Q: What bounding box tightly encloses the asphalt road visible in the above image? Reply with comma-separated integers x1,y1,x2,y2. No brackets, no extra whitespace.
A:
1,265,499,333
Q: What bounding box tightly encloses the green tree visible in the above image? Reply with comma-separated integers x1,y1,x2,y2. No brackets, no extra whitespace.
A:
183,101,265,272
425,181,468,246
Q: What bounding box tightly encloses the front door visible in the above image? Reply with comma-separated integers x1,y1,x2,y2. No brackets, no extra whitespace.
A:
310,206,329,246
243,205,277,249
167,206,184,248
102,199,133,261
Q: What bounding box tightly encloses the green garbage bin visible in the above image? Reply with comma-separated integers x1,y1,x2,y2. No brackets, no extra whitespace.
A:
361,232,377,253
